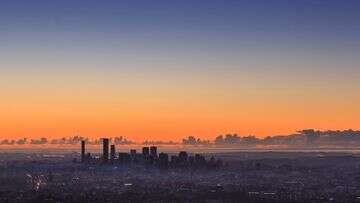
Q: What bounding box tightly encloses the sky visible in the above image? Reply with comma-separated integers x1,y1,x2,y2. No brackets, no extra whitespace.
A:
1,0,360,141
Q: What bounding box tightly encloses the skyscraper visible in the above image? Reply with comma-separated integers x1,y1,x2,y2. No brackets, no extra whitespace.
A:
179,151,188,161
110,144,116,162
102,138,109,163
142,147,150,157
130,149,136,157
81,140,86,162
179,151,188,166
150,146,157,158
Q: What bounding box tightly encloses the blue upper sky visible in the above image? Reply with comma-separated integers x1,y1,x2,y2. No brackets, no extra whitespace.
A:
1,0,359,50
1,0,360,75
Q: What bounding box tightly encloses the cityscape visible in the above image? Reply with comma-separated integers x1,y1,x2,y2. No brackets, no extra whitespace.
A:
1,142,360,202
80,139,224,170
1,0,360,202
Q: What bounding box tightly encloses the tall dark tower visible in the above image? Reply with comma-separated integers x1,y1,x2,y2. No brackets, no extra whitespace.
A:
150,146,157,158
142,147,150,157
102,138,109,163
81,140,86,162
110,144,116,162
130,149,137,156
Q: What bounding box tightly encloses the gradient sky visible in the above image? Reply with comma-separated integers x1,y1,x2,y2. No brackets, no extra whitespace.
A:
1,0,360,141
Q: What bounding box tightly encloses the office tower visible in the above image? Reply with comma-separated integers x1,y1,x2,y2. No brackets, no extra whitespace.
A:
178,151,188,163
142,147,150,157
102,138,109,163
150,146,157,158
130,149,137,156
158,153,169,169
110,145,116,162
81,140,86,162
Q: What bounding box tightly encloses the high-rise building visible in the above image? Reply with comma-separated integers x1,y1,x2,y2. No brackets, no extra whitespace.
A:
178,151,188,166
110,144,116,162
81,140,86,162
179,151,188,162
102,138,109,163
130,149,136,155
142,147,150,157
158,152,169,169
150,146,157,158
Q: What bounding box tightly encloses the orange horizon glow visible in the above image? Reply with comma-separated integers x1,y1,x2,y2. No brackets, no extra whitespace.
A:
1,89,359,142
1,69,359,142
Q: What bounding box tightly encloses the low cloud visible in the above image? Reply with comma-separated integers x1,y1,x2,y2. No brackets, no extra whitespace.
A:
1,129,360,147
0,139,15,145
16,138,27,145
143,140,178,145
182,136,210,145
30,138,48,145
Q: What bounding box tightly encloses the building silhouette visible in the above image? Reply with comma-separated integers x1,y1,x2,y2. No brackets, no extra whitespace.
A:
150,146,157,158
142,147,150,157
130,149,136,156
179,151,188,162
102,138,109,163
110,144,116,162
79,139,220,171
81,140,86,163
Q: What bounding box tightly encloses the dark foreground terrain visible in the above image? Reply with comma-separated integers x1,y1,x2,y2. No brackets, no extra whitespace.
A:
1,151,360,202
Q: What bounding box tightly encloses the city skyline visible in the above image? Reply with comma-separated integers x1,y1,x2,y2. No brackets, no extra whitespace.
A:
1,2,360,202
1,0,360,141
